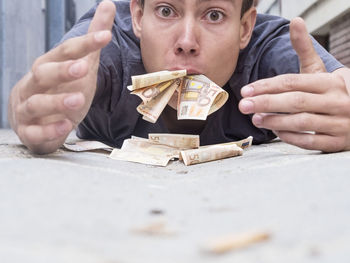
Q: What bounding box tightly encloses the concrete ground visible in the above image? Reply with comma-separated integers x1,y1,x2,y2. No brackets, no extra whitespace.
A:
1,128,350,263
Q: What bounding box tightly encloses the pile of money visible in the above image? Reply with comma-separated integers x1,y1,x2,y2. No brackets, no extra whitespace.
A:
109,134,253,166
128,70,229,123
63,134,253,167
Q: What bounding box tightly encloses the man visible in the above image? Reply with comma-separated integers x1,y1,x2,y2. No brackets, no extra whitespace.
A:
8,0,350,154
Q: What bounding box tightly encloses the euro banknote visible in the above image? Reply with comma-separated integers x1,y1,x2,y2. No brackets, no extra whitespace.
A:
129,70,228,123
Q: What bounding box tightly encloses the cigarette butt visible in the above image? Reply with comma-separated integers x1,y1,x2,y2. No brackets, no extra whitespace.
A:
202,231,270,254
130,220,176,236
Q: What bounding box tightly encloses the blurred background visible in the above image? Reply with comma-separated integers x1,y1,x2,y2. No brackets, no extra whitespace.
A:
257,0,350,68
0,0,97,128
0,0,350,128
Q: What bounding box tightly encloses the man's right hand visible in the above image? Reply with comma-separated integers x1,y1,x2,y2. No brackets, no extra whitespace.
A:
8,0,116,154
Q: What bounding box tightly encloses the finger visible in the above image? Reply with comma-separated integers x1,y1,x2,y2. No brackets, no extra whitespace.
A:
290,17,326,74
88,0,116,33
240,73,339,98
274,131,346,152
17,93,85,123
87,0,116,62
24,60,88,96
18,119,73,147
239,92,331,114
252,112,350,136
34,30,112,65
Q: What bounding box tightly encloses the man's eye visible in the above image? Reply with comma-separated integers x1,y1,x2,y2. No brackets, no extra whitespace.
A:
157,6,174,17
206,10,224,22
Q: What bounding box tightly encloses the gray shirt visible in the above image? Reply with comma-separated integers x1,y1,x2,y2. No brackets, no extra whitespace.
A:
62,0,343,147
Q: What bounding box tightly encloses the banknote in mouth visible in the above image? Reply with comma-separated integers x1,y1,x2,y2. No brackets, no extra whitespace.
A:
128,70,229,123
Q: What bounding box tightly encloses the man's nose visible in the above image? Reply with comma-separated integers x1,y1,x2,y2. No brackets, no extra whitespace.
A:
174,18,200,56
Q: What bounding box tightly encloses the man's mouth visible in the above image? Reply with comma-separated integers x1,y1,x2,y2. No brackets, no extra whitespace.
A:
169,67,202,75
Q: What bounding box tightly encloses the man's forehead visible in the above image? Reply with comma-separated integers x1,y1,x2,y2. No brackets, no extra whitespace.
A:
206,0,242,8
197,0,242,9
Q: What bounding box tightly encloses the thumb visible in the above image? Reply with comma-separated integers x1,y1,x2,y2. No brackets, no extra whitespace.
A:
88,0,116,34
290,17,326,73
87,0,116,63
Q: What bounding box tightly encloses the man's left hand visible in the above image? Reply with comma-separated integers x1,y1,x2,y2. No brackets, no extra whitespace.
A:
239,17,350,152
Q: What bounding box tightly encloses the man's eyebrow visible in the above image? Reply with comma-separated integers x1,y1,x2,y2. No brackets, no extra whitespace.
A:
174,0,235,4
196,0,235,4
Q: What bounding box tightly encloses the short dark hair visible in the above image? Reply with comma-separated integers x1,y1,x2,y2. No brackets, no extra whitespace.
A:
138,0,254,18
241,0,254,17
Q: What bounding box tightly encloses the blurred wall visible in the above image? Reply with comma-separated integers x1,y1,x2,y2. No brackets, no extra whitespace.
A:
0,0,98,128
76,0,97,21
257,0,350,67
0,0,46,128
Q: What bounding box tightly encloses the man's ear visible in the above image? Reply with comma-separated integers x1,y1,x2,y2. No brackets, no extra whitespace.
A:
239,7,257,49
130,0,143,39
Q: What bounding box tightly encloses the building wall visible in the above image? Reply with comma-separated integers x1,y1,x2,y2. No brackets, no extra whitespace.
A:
257,0,350,67
0,2,4,128
257,0,279,15
280,0,318,20
76,0,97,21
0,0,46,128
329,13,350,67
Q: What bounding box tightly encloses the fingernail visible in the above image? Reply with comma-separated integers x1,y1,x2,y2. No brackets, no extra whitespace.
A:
69,61,82,77
241,85,254,97
64,94,82,108
94,31,109,42
252,114,263,127
56,120,71,136
240,100,254,113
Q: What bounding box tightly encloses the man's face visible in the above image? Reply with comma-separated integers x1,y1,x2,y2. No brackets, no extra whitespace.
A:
131,0,255,87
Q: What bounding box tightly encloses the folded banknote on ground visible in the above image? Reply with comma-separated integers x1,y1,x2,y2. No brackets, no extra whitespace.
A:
109,134,199,166
63,134,253,167
109,134,253,167
63,140,113,152
128,70,229,123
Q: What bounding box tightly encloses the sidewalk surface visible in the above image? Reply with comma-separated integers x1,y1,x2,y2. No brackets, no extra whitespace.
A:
1,128,350,263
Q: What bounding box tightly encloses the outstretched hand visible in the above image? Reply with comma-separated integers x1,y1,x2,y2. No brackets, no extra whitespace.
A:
8,0,116,154
239,17,350,152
